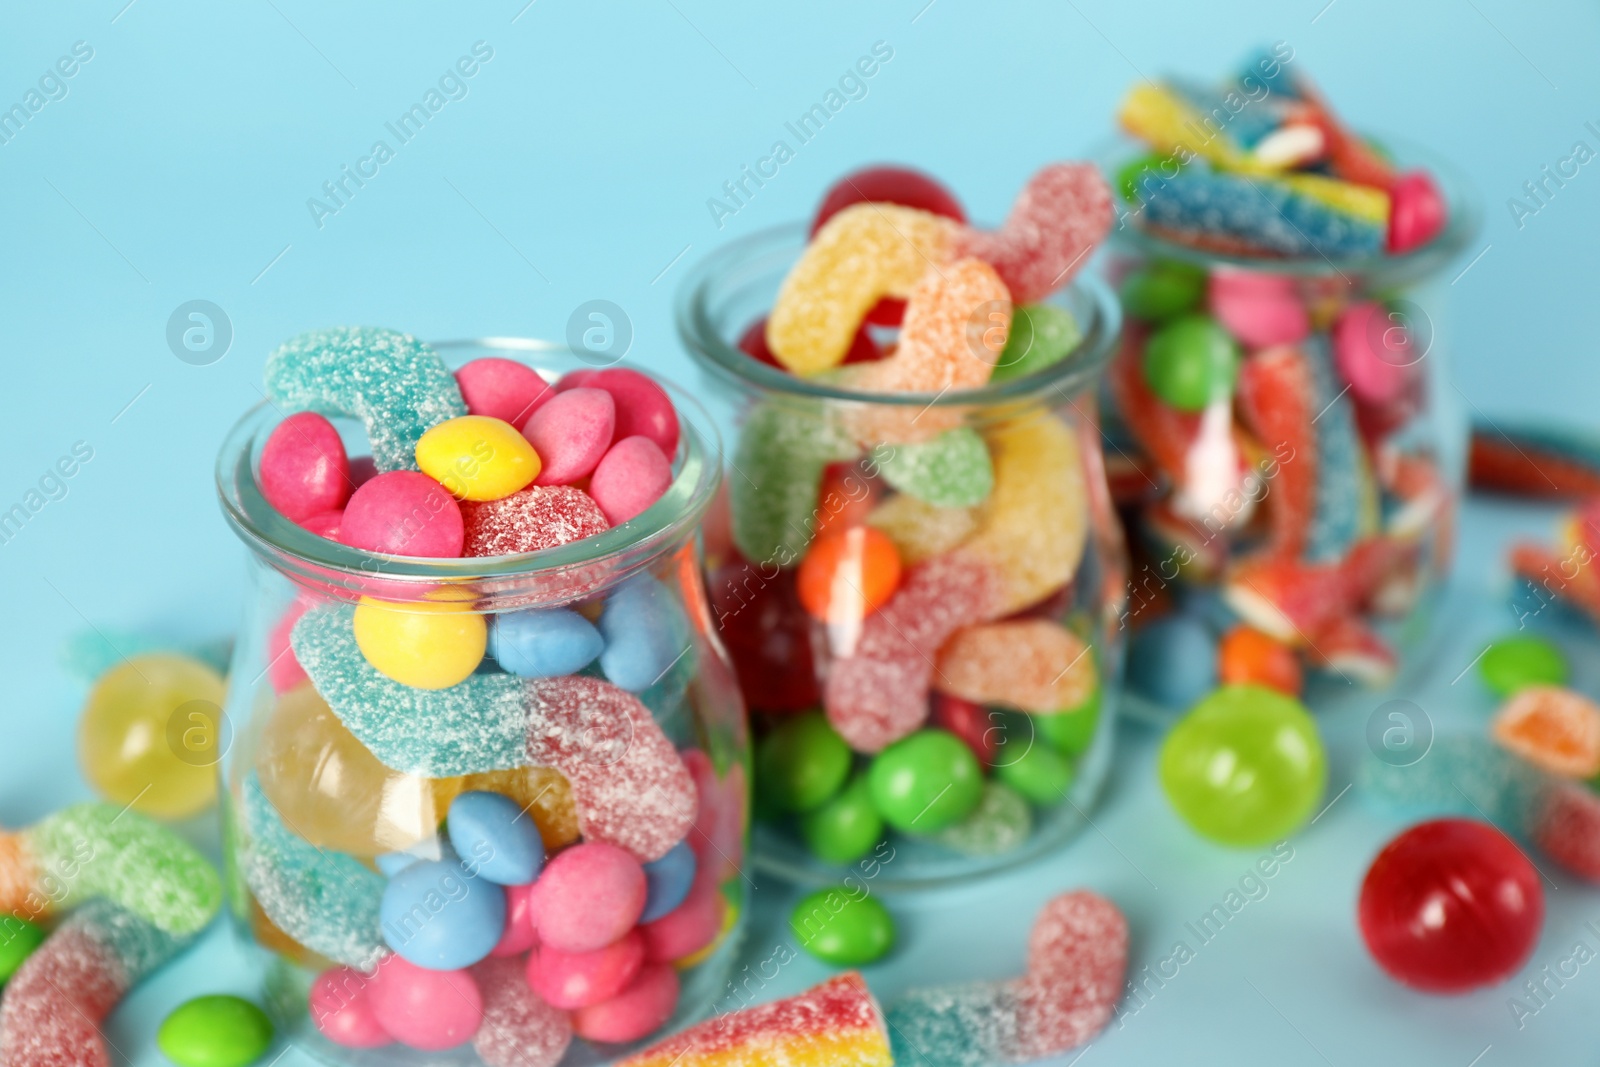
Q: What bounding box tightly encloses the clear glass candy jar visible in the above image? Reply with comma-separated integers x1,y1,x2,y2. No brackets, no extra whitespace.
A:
678,226,1128,890
1104,145,1479,719
214,341,747,1066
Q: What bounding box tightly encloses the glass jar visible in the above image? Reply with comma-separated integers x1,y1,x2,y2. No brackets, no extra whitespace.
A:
676,226,1127,890
1103,144,1479,720
214,340,748,1066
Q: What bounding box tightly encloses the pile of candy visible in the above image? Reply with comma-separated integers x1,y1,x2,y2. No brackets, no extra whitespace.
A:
1105,51,1458,713
704,162,1119,872
230,329,745,1062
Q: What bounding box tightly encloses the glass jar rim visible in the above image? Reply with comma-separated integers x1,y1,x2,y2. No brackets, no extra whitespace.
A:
675,221,1123,405
215,337,723,593
1099,133,1484,285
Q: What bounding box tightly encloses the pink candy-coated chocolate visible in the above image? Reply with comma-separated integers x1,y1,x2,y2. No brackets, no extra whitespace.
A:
640,867,725,964
456,357,555,427
349,456,379,488
1016,891,1129,1058
1334,301,1415,406
584,368,680,457
528,929,645,1009
310,967,393,1049
341,471,464,557
1208,270,1310,349
301,509,344,540
267,598,313,694
555,369,603,392
260,412,351,523
528,676,698,862
368,957,484,1051
471,956,574,1067
524,387,616,486
589,436,672,526
1387,170,1447,255
955,162,1114,302
533,842,647,954
572,963,679,1045
461,485,610,556
489,882,540,958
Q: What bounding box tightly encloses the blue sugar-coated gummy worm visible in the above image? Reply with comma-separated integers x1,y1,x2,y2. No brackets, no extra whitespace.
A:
1135,168,1385,258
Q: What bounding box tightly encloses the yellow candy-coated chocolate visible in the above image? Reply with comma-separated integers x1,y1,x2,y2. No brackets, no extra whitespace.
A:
351,596,486,689
256,683,447,856
955,412,1088,616
767,203,958,375
415,415,541,501
77,654,227,820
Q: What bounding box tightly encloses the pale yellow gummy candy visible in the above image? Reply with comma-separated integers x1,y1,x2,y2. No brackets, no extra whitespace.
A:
767,202,959,375
867,493,979,564
953,412,1089,616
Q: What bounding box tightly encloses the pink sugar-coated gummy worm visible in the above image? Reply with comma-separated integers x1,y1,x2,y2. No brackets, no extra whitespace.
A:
954,163,1114,303
1015,891,1129,1058
471,956,574,1067
823,554,1001,753
456,358,555,427
1236,345,1320,559
526,675,697,862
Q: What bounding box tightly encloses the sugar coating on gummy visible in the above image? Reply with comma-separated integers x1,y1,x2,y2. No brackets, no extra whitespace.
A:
618,971,892,1067
293,604,528,777
1236,344,1319,558
1304,336,1371,560
824,554,1000,753
955,162,1114,303
241,776,386,968
264,326,466,473
875,428,994,509
938,782,1033,857
729,401,860,564
461,485,611,557
953,413,1089,616
935,619,1097,714
1135,167,1386,259
767,202,960,375
0,900,190,1067
1,803,222,936
866,494,979,564
887,981,1023,1067
527,675,697,862
470,956,573,1067
1357,734,1546,831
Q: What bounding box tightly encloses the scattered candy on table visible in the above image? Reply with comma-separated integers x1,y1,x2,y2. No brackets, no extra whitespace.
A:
157,995,275,1067
789,887,896,967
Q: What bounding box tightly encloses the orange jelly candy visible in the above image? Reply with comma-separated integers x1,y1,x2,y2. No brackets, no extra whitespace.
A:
1218,625,1303,696
1492,686,1600,779
797,526,903,624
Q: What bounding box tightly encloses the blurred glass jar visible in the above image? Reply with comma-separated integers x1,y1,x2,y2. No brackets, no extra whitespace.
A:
1103,143,1479,720
215,341,747,1066
677,226,1127,890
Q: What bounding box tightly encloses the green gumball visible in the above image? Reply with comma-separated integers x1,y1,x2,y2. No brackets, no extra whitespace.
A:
1479,635,1567,697
1142,315,1240,412
800,773,884,865
868,730,984,834
0,916,44,984
1159,685,1326,846
756,710,852,813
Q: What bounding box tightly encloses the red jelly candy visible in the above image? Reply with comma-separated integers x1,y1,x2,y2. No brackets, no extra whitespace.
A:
1358,818,1543,994
707,558,819,713
809,165,967,326
737,316,881,368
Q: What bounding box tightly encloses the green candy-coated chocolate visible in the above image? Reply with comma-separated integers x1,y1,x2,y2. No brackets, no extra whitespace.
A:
757,710,852,814
1035,687,1102,757
868,730,984,833
1160,685,1326,846
800,773,883,864
937,781,1032,857
157,995,275,1067
996,742,1075,806
989,305,1082,385
789,887,895,966
0,916,44,984
1120,261,1206,323
1480,635,1568,697
1142,315,1240,412
875,428,994,509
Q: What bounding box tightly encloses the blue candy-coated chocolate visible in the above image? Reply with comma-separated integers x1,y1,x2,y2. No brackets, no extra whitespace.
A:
1126,614,1218,710
489,608,603,679
447,790,545,886
598,573,693,693
639,841,697,923
379,857,506,971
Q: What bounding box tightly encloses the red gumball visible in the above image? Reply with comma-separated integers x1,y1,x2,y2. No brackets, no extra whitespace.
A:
737,316,880,368
1358,818,1543,994
707,557,819,713
809,165,967,326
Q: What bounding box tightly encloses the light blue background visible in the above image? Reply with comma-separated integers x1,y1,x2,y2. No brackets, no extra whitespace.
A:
3,1,1599,1064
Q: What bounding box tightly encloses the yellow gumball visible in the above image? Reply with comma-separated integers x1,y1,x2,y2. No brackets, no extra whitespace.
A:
77,653,227,820
352,597,486,689
415,415,541,501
